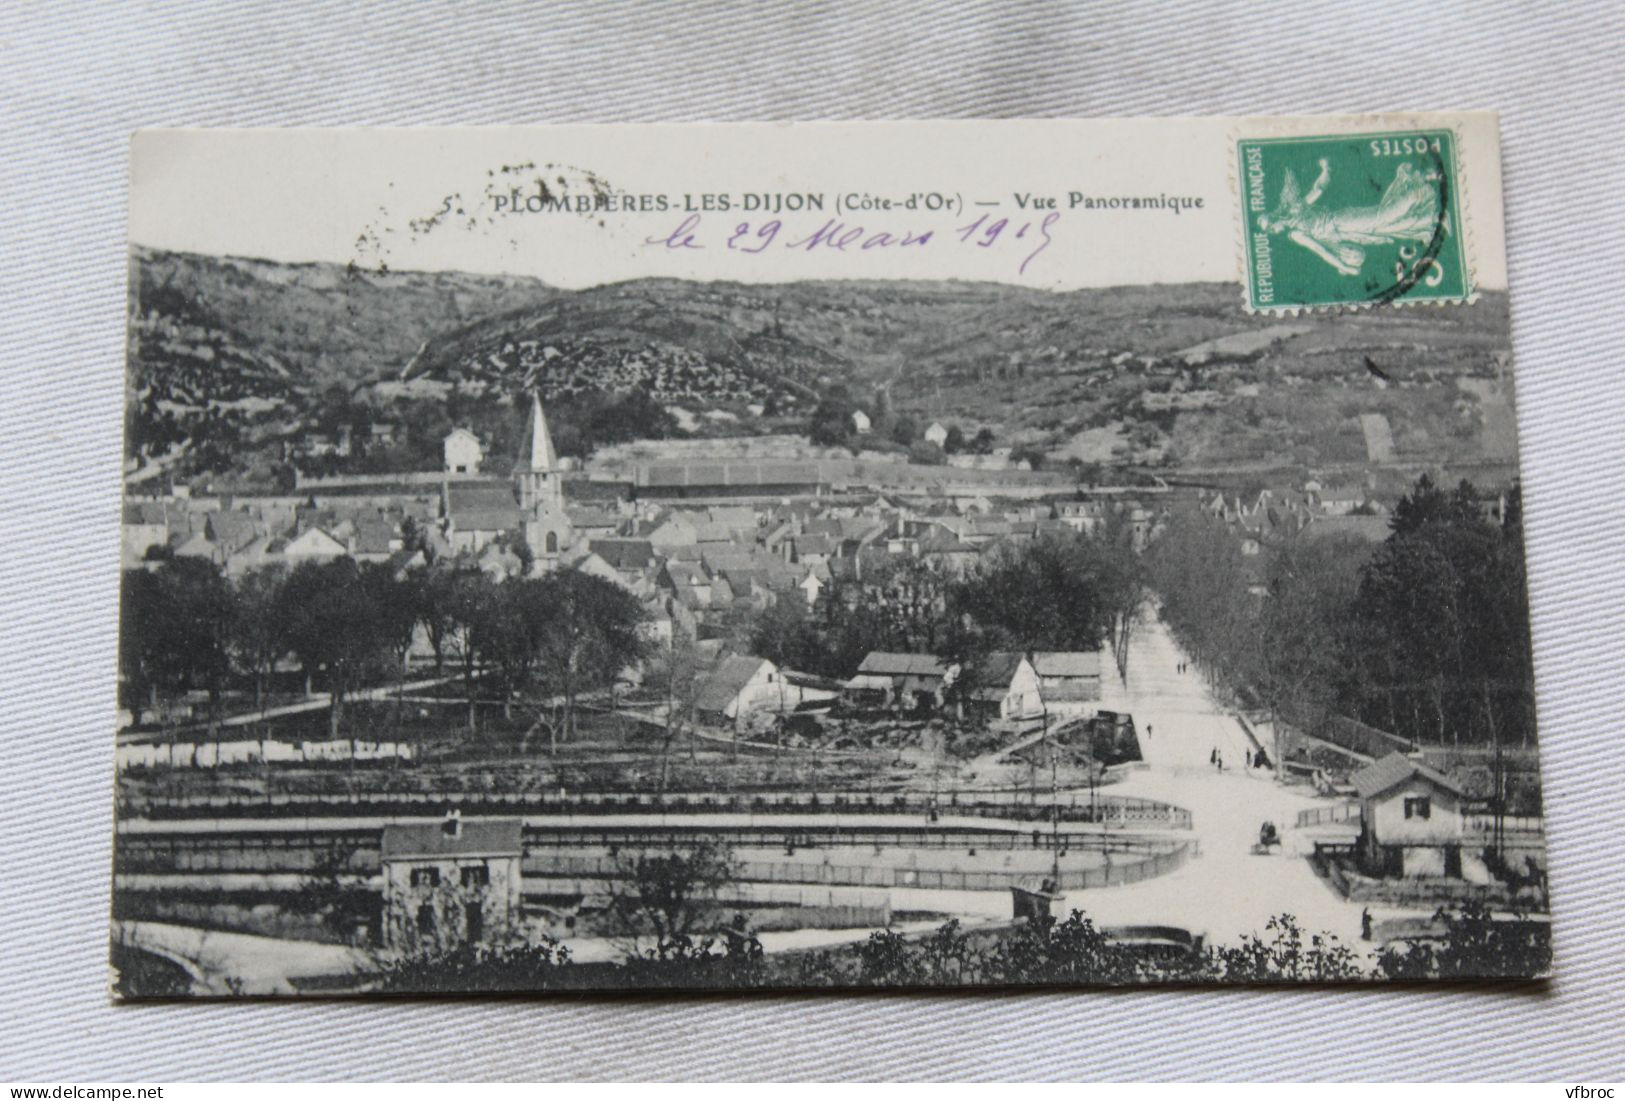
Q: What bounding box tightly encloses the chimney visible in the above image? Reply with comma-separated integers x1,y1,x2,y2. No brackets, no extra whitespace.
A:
442,809,462,839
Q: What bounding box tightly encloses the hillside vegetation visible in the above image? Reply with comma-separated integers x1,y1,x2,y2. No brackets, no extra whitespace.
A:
126,248,1516,484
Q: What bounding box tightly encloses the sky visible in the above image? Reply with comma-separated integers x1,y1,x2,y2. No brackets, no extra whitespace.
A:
129,116,1508,292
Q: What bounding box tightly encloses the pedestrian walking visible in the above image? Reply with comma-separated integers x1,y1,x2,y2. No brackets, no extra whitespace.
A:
1209,747,1217,765
1146,724,1153,739
1361,907,1373,941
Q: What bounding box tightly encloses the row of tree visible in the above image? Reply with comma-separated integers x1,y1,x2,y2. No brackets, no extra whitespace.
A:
1149,476,1537,748
120,557,649,743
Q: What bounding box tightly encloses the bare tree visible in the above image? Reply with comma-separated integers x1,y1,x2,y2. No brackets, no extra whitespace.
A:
606,841,737,959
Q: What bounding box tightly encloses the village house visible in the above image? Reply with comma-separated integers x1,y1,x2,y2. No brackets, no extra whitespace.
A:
643,512,700,549
1052,499,1106,534
281,526,349,561
695,655,787,724
443,482,522,554
850,409,872,435
789,533,836,566
845,652,958,713
565,506,623,539
923,421,949,447
1031,651,1103,715
589,538,658,582
968,652,1044,723
380,814,523,952
917,528,981,575
442,427,483,474
204,510,259,560
1351,753,1470,879
121,500,176,562
1316,486,1372,516
563,549,627,589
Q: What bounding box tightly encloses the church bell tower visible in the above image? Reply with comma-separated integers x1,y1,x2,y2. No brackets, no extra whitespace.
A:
515,389,572,567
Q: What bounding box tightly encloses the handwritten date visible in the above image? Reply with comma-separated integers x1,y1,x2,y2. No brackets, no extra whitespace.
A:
644,211,1060,276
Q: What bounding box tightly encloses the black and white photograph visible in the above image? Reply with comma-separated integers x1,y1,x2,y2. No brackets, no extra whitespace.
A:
109,118,1551,997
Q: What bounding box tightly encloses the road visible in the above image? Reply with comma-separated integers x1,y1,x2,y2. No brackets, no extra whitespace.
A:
119,675,462,742
1061,607,1420,949
908,607,1422,951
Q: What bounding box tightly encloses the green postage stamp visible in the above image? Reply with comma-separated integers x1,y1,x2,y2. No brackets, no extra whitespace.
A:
1238,130,1471,312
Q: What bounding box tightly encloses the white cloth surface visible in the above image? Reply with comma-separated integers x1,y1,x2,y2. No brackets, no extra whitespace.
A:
2,0,1623,1082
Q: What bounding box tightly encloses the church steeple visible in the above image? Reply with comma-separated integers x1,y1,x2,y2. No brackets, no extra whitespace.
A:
523,388,557,473
514,387,571,567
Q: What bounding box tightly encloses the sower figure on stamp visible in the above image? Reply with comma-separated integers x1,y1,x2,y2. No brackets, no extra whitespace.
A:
1259,157,1444,276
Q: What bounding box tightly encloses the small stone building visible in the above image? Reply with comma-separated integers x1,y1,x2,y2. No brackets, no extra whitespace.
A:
1031,651,1103,716
443,427,484,474
1351,753,1468,879
846,652,958,713
968,652,1044,722
380,813,523,951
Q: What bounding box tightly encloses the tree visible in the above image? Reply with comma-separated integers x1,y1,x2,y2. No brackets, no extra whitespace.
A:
969,427,996,455
889,414,919,447
1145,505,1259,691
607,842,736,959
524,569,650,745
656,633,703,790
287,842,379,944
944,424,967,454
1096,507,1149,679
808,386,857,448
477,576,544,726
229,564,288,717
1211,914,1365,982
957,531,1122,654
276,557,386,739
749,594,825,675
1010,443,1047,470
1351,476,1534,747
425,567,499,732
121,558,236,730
1251,534,1368,722
376,939,573,994
362,562,420,726
907,439,946,465
1375,902,1550,979
118,568,168,724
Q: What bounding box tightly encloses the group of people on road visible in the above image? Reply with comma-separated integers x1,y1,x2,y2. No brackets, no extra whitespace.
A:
1210,745,1274,772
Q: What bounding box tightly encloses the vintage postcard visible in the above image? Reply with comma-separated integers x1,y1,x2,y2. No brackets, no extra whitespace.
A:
114,115,1549,997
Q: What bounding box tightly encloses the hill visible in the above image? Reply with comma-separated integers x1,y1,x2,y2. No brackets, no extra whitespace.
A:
125,248,1516,485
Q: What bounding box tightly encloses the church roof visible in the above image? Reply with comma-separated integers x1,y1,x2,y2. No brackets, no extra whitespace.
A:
521,389,558,472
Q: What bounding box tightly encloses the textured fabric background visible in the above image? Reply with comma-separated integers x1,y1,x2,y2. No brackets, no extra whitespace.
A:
3,0,1623,1082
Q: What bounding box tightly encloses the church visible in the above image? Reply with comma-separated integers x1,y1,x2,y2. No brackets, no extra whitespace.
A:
515,389,574,568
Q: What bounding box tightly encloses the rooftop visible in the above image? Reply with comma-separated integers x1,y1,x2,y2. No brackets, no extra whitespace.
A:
381,817,523,860
1350,752,1466,801
858,651,950,677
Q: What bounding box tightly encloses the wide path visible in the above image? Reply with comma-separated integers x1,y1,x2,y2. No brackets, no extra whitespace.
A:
1062,608,1422,950
120,675,462,741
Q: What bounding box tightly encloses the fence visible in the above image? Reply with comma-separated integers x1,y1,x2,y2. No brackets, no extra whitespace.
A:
1295,802,1361,828
117,830,1195,891
527,842,1194,893
1463,813,1545,837
127,787,1192,829
1278,708,1416,762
